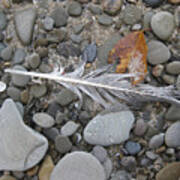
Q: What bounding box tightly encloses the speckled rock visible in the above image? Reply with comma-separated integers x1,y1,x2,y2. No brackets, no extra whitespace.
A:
33,113,55,128
14,8,37,45
166,61,180,75
98,14,113,26
51,7,68,27
68,2,82,16
165,121,180,147
151,11,175,40
102,0,122,15
83,111,135,146
50,152,106,180
156,162,180,180
147,40,170,65
0,99,48,171
12,65,30,87
122,5,142,25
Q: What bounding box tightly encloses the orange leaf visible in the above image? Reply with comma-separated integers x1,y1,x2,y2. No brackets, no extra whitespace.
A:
108,31,148,85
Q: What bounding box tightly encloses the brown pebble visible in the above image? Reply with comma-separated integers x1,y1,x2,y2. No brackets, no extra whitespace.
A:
155,146,166,153
2,0,11,8
26,166,39,177
168,0,180,3
20,90,29,104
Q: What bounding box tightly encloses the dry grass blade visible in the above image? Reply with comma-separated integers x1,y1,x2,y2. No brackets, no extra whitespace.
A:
5,63,180,108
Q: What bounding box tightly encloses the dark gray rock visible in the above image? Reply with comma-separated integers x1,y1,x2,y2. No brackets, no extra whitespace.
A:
143,0,164,7
47,102,62,118
14,8,37,45
55,135,72,153
88,4,102,15
73,24,84,34
50,152,106,180
57,42,81,58
0,99,48,171
43,127,59,142
12,65,30,87
82,42,97,63
98,14,113,26
147,40,170,65
151,11,175,40
68,2,82,16
13,48,26,64
125,141,141,155
165,121,180,148
165,105,180,121
51,7,68,27
0,10,7,30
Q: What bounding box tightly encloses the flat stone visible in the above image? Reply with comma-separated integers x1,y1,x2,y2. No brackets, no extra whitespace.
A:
51,7,68,27
98,14,113,26
0,46,13,61
0,10,7,30
151,11,175,40
102,0,122,15
97,33,121,67
165,105,180,121
83,111,135,146
27,53,40,69
38,155,54,180
166,61,180,75
33,113,55,128
50,152,106,180
13,48,26,64
147,40,170,65
55,135,72,153
14,8,37,45
149,133,164,149
133,119,147,136
12,65,30,87
156,162,180,180
122,5,142,25
30,84,47,98
61,121,79,136
68,2,82,16
43,127,59,141
165,121,180,147
0,99,48,171
56,89,77,106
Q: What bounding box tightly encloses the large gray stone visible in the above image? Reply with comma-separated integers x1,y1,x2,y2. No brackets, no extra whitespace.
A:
83,111,135,146
151,11,175,40
50,152,106,180
166,61,180,75
14,8,37,45
0,99,48,171
165,121,180,148
147,40,170,65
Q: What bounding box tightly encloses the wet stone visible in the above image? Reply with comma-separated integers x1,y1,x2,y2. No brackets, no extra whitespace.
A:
82,42,97,63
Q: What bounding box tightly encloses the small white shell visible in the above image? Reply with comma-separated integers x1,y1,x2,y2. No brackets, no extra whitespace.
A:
0,81,7,92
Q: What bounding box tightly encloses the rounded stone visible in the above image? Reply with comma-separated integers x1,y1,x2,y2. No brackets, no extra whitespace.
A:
7,86,20,101
98,14,113,26
50,152,106,180
151,12,175,40
27,53,40,69
166,61,180,75
30,84,47,98
0,175,17,180
12,65,30,87
1,46,13,61
51,7,68,27
33,113,55,128
13,48,26,64
102,0,122,15
61,121,79,136
121,156,137,172
68,2,82,16
43,16,54,31
125,141,141,155
147,40,171,65
165,121,180,148
92,146,108,163
133,119,147,136
55,135,72,153
149,133,164,149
